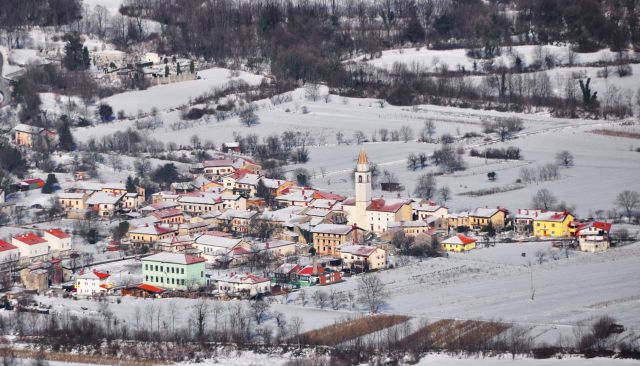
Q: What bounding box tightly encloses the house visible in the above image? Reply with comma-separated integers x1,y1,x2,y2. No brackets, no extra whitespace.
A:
448,212,470,229
252,239,298,257
533,211,575,238
388,219,436,237
43,229,72,254
142,252,206,291
311,224,365,257
364,197,413,233
337,244,387,271
177,222,209,236
412,201,449,229
16,178,45,191
127,224,177,245
294,264,341,286
121,283,166,298
202,159,237,177
221,142,241,153
178,193,246,215
57,192,88,211
468,207,506,230
578,222,612,253
0,240,20,268
272,263,302,285
14,124,56,148
193,235,248,263
85,191,125,217
275,188,316,207
441,234,477,252
513,209,543,235
152,208,184,224
75,270,112,296
157,235,198,253
217,272,271,298
12,233,49,263
216,209,258,234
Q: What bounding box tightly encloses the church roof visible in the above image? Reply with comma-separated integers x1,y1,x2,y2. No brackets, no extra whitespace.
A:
358,148,369,165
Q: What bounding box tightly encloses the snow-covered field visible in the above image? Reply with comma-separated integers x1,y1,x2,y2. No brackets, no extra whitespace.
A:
354,45,638,72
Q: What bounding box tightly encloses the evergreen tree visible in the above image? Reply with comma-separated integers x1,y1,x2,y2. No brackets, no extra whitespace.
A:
57,118,75,151
165,65,169,77
125,176,137,193
82,46,91,68
152,163,179,188
176,63,181,75
189,60,195,74
41,173,58,194
256,179,273,205
62,33,85,71
403,15,426,44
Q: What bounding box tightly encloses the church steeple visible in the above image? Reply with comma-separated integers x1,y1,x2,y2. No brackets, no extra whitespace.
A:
356,147,370,173
355,148,372,212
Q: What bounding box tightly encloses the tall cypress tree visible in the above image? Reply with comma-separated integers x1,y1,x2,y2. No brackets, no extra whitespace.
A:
57,118,75,151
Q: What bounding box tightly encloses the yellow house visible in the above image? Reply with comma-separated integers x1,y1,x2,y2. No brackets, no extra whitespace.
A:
311,224,365,257
441,234,477,252
57,192,88,211
128,224,177,244
533,211,574,238
447,212,470,229
469,207,506,229
14,124,54,148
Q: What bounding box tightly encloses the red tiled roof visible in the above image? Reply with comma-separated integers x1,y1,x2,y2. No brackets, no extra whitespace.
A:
46,229,70,239
0,240,18,252
313,191,346,201
14,233,47,245
22,178,45,185
456,234,476,245
185,254,206,264
153,208,182,219
232,247,252,255
297,265,324,276
93,271,110,280
367,198,406,212
137,283,165,293
155,224,177,235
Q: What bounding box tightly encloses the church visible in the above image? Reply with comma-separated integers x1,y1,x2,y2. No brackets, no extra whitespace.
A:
343,149,413,234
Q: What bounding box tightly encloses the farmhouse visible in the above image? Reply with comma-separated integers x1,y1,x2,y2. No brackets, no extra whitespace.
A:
533,211,574,238
217,272,271,298
441,234,477,252
75,271,112,297
577,222,612,253
468,207,506,230
337,244,387,271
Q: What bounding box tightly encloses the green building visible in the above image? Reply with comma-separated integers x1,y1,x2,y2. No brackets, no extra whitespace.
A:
142,252,206,291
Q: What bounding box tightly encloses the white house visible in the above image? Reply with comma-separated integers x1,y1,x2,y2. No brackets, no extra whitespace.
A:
217,272,271,298
578,222,612,253
86,191,124,217
12,233,49,262
0,240,20,267
337,244,387,271
43,229,72,253
75,271,112,296
193,235,247,263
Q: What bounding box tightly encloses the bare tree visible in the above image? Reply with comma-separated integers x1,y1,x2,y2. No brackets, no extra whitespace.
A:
191,298,210,340
357,273,388,314
379,128,389,141
249,300,270,325
304,83,321,101
414,173,437,199
615,190,640,223
438,186,451,202
531,189,557,210
555,150,574,168
312,290,329,309
399,125,414,143
419,119,436,142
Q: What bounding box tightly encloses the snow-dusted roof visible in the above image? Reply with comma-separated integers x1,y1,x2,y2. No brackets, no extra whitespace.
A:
218,272,269,284
128,224,177,235
411,201,444,212
14,123,43,134
143,252,205,265
218,209,257,220
311,224,353,235
442,234,476,245
195,235,243,249
86,191,124,205
388,220,431,228
470,207,502,218
535,211,571,222
58,192,86,199
236,173,261,186
338,244,379,257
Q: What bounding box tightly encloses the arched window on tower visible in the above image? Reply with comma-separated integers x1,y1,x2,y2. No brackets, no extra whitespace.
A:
358,175,363,183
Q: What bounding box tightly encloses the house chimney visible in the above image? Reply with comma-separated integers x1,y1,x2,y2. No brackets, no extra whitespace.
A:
312,256,318,276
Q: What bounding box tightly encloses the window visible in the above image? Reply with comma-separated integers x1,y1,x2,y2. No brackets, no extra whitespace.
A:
358,175,362,183
181,268,184,274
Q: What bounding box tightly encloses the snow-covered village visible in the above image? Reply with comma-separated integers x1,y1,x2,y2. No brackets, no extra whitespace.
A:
1,0,640,365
